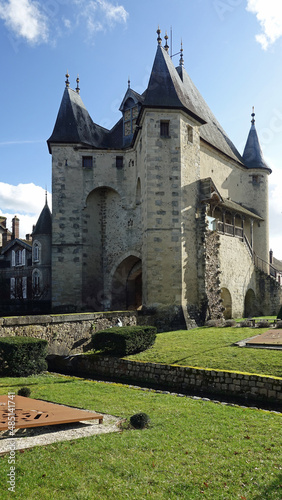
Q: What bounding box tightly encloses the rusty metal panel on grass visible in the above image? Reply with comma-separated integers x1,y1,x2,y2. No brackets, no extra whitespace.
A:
0,395,103,430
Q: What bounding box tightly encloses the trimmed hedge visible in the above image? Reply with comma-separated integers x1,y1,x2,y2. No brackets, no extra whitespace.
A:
92,325,157,356
0,336,48,377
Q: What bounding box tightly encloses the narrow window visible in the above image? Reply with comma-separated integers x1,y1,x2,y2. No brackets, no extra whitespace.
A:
33,243,40,263
187,125,193,143
82,156,93,169
116,156,123,169
160,121,170,137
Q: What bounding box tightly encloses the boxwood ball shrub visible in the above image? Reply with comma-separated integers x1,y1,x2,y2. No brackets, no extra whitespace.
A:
0,337,48,377
18,387,31,397
92,325,157,356
130,413,150,429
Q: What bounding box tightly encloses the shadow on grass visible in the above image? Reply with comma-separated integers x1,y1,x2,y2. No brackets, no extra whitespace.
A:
171,343,231,365
252,473,282,500
0,378,76,389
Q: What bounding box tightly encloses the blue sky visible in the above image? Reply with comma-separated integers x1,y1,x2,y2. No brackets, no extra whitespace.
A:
0,0,282,258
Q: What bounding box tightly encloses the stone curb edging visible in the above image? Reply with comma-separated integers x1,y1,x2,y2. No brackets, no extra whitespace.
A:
47,354,282,410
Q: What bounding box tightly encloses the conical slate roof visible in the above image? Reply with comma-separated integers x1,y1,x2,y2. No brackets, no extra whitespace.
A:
242,113,271,171
143,45,206,124
47,88,108,151
33,202,52,235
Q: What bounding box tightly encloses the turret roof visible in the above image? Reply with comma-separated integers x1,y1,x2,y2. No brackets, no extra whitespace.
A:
33,201,52,235
47,88,108,151
242,111,271,171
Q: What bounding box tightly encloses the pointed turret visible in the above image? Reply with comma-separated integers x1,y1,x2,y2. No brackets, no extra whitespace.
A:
143,41,205,124
33,198,52,236
242,109,271,172
47,74,107,152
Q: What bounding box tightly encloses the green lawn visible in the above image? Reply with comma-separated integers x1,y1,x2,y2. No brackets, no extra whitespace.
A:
126,327,282,378
0,373,281,499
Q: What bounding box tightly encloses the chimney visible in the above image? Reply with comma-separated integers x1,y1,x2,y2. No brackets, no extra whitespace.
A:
12,216,19,240
269,249,273,264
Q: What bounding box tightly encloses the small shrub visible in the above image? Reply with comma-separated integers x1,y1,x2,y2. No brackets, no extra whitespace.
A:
0,337,48,377
205,319,220,328
276,320,282,329
18,387,31,397
257,320,270,328
224,320,236,327
239,320,252,327
130,413,150,429
92,326,157,356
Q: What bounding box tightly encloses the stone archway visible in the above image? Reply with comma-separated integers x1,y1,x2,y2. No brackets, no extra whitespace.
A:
221,287,232,319
244,288,256,318
111,256,142,310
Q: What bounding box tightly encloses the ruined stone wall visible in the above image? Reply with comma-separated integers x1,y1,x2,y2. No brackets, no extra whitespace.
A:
0,311,137,355
255,269,282,316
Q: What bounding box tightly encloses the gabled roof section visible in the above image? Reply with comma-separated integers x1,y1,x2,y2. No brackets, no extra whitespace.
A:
143,45,206,124
200,178,263,220
176,65,245,165
242,111,271,172
119,87,144,111
1,238,32,255
33,201,52,236
47,87,108,152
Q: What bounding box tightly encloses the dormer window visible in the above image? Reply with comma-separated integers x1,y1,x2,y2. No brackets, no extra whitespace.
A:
123,98,138,137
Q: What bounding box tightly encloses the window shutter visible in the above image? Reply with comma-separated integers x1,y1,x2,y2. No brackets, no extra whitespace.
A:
10,278,15,299
22,249,26,266
12,250,15,267
22,277,27,299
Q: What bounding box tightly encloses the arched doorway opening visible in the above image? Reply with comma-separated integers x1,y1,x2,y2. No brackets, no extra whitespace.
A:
244,289,256,318
112,256,142,310
221,288,232,319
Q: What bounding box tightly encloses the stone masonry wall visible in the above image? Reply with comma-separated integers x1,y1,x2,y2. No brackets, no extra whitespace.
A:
0,311,137,355
48,354,282,407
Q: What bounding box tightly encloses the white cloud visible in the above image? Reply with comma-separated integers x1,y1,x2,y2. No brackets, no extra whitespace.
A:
0,183,51,238
74,0,128,37
0,0,48,44
246,0,282,50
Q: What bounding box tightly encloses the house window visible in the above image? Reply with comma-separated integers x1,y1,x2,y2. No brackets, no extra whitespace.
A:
160,121,170,137
33,243,40,263
187,125,193,143
33,271,41,296
82,156,93,169
12,249,26,267
116,156,124,169
10,277,27,299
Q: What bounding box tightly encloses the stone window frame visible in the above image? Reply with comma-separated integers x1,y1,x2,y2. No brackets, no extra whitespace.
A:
187,124,193,143
116,156,124,169
160,120,170,138
82,156,93,169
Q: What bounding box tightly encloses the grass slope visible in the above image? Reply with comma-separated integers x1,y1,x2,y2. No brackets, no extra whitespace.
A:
0,374,281,499
126,327,282,378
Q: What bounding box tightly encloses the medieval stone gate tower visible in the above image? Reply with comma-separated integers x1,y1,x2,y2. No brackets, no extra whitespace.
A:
48,30,280,326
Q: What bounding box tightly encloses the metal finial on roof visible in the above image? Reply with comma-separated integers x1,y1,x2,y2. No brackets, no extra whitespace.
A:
65,71,70,88
128,76,130,88
45,189,48,205
164,31,169,52
179,40,184,66
157,26,162,45
251,106,255,125
76,74,80,94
